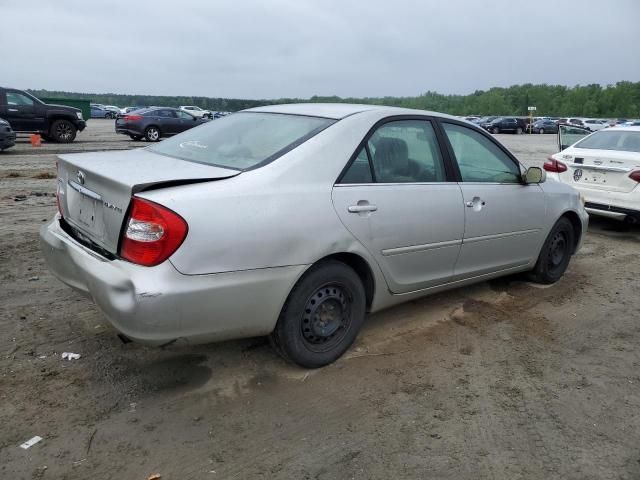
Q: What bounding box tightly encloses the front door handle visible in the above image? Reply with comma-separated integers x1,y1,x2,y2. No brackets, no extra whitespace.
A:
8,108,18,112
466,197,486,209
348,204,378,213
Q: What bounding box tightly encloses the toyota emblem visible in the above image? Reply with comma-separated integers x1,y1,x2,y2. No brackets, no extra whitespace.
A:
76,170,86,185
573,169,583,182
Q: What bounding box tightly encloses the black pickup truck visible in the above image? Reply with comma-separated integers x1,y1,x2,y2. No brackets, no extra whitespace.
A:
0,87,86,143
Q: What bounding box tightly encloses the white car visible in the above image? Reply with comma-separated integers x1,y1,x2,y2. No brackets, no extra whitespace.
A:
582,119,609,132
545,125,640,224
179,105,212,119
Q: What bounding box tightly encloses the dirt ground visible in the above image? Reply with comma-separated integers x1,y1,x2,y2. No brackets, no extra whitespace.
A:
1,120,639,480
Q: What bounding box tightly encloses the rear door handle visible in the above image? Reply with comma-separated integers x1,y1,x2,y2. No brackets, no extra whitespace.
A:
466,197,486,208
8,108,18,112
348,205,377,213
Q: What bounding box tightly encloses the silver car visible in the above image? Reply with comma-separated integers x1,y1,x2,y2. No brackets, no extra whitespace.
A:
40,104,588,367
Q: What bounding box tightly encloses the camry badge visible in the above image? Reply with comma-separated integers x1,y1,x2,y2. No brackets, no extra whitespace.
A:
573,169,583,181
76,170,86,185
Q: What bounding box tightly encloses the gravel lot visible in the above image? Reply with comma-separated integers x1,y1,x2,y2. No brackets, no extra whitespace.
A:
1,120,639,480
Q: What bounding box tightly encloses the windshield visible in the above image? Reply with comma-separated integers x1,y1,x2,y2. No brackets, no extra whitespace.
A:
574,130,640,153
149,112,335,170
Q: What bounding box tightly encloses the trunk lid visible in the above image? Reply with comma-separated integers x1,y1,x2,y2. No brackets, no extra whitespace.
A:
561,148,640,193
57,148,239,254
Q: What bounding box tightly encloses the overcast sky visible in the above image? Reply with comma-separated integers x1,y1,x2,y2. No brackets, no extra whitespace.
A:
1,0,638,99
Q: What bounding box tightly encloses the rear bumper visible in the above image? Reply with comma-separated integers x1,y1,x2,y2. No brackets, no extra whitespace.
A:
585,202,640,220
40,216,306,345
115,126,143,136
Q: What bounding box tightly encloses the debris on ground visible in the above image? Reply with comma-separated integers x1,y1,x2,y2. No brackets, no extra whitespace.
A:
147,474,161,480
20,436,43,449
61,352,81,360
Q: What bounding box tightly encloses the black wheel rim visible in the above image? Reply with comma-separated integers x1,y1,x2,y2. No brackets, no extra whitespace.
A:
56,122,73,140
547,231,568,271
301,283,352,352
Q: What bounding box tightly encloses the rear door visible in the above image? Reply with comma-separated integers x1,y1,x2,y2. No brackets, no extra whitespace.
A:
154,109,180,135
332,118,464,293
440,122,545,278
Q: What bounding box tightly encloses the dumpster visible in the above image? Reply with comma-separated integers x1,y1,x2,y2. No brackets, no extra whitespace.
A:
39,97,91,121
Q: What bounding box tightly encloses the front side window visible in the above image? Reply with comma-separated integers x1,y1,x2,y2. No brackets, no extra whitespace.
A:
149,112,335,170
7,92,34,106
366,120,446,183
176,110,194,120
443,123,521,183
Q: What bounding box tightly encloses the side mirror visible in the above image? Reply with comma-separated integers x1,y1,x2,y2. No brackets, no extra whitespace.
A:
523,166,546,184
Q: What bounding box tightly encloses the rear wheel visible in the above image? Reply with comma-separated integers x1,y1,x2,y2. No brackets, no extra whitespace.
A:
516,127,523,134
270,260,366,368
49,119,77,143
492,127,500,134
530,217,575,284
538,128,544,134
144,126,160,142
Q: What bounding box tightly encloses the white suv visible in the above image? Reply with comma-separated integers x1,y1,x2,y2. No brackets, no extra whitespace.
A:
179,106,212,119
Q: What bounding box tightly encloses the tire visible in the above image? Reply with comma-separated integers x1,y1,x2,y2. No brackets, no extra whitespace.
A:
49,119,77,143
144,126,161,142
270,260,366,368
129,134,142,141
529,217,575,284
538,128,544,134
516,127,523,135
492,127,500,134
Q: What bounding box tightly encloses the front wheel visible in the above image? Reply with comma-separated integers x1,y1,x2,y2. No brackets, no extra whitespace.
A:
538,128,544,134
492,127,500,134
144,126,161,142
516,127,523,134
49,119,77,143
270,260,366,368
529,217,575,284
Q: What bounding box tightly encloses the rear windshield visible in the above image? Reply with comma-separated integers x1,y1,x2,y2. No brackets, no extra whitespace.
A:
149,112,335,170
574,130,640,153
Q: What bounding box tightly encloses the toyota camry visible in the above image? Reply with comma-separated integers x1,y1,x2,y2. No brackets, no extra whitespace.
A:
41,104,588,368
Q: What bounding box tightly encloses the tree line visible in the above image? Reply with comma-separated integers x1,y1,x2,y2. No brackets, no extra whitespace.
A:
28,81,640,118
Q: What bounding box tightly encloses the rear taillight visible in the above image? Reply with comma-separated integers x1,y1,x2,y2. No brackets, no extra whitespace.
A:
629,170,640,183
120,197,188,267
123,115,143,121
543,156,568,173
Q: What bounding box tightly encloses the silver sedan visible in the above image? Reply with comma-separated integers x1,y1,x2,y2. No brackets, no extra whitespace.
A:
40,104,588,367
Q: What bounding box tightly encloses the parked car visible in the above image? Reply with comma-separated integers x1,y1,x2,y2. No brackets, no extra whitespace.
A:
115,107,208,141
180,105,213,119
583,119,608,132
0,117,16,152
91,105,117,119
485,117,527,134
530,119,559,134
120,106,146,115
0,87,86,143
477,116,498,128
41,104,587,367
545,124,640,224
104,105,121,115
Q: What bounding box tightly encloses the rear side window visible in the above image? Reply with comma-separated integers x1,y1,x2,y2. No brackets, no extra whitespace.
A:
443,123,521,183
149,112,335,170
340,148,373,183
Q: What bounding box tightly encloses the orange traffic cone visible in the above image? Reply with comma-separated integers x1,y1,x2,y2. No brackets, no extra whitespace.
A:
30,134,42,147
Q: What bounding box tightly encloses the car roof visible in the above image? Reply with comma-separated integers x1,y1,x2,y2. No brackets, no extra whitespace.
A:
244,103,461,121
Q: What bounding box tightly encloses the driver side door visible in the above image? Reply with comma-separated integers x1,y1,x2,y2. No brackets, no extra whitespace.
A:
440,122,546,279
